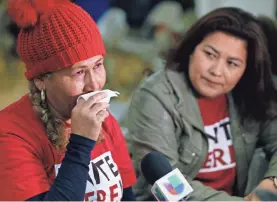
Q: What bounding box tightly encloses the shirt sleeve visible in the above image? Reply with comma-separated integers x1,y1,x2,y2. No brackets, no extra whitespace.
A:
0,130,96,201
27,134,96,201
108,115,137,188
0,132,50,200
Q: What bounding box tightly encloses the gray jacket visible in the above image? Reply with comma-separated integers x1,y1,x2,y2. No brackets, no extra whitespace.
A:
127,68,277,201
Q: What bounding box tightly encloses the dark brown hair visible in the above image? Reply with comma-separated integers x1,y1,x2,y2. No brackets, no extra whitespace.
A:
167,7,277,122
258,16,277,76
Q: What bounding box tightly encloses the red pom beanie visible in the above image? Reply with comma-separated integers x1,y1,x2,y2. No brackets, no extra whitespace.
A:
8,0,106,80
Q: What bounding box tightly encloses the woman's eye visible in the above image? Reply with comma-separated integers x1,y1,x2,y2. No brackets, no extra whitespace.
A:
228,61,239,68
205,51,216,59
75,70,85,75
94,63,103,69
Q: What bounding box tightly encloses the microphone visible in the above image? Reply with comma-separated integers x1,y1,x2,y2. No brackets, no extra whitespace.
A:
141,151,193,201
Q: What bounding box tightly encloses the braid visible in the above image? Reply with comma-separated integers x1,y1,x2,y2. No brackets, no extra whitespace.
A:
29,80,68,150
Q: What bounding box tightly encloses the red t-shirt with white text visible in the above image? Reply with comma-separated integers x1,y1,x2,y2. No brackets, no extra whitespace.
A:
0,94,136,201
195,95,236,195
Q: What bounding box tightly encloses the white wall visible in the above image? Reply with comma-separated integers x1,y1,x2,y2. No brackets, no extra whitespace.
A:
195,0,276,18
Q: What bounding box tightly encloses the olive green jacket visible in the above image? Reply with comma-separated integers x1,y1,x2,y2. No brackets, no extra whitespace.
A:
127,68,277,201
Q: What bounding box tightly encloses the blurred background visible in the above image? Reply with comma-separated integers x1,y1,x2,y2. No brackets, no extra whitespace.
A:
0,0,276,131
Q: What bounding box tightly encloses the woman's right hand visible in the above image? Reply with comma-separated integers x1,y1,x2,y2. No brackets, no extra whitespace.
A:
71,92,109,141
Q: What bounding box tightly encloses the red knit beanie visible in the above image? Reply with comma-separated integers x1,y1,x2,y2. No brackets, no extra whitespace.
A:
8,0,106,80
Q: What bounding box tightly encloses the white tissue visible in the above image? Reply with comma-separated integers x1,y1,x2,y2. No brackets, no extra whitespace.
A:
77,89,120,103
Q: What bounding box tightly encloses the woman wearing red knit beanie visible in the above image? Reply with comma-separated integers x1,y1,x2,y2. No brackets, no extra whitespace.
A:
0,0,136,201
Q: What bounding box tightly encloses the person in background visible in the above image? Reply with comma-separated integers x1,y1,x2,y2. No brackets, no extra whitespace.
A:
127,7,277,201
0,0,136,201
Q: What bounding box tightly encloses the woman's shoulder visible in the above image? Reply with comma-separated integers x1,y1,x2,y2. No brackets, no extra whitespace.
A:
132,68,188,108
0,94,45,141
0,94,32,116
136,69,177,97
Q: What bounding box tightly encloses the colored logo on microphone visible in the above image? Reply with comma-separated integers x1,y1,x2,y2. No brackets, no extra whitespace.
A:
154,187,166,201
164,174,184,195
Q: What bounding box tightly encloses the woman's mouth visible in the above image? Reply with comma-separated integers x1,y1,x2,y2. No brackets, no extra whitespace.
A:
202,77,222,87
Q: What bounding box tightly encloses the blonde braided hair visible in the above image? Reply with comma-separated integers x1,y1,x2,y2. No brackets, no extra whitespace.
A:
29,80,68,150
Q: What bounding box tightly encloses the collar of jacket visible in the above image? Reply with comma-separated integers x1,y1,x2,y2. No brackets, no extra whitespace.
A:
165,66,242,135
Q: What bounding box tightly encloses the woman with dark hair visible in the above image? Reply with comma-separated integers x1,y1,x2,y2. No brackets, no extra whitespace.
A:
128,7,277,201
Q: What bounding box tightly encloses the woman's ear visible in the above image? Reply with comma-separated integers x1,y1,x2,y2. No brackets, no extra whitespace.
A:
33,78,45,91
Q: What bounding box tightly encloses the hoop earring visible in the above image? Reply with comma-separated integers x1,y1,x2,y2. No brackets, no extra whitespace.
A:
41,89,46,102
